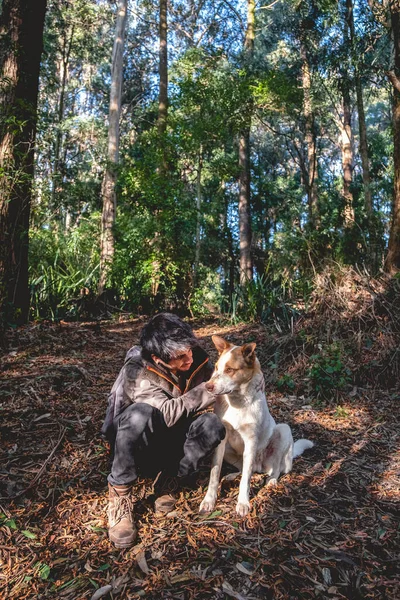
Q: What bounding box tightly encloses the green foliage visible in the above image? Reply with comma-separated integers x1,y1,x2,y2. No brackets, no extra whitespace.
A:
277,374,296,392
226,273,299,328
29,216,100,320
334,405,349,419
307,343,352,397
34,562,51,580
190,269,224,317
14,0,397,321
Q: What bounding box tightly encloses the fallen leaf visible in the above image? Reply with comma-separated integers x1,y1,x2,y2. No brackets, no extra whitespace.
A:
90,585,113,600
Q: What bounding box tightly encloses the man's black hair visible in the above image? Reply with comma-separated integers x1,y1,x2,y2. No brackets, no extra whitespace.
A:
140,313,198,363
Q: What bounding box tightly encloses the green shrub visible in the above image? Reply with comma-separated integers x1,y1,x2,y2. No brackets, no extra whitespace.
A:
225,273,299,328
29,215,100,320
277,373,296,392
190,269,224,316
307,343,352,397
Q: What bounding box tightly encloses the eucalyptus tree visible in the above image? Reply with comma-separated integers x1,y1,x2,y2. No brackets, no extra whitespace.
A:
98,0,128,296
347,0,373,220
297,1,321,228
385,0,400,273
0,0,47,325
238,0,255,286
158,0,168,142
340,0,356,230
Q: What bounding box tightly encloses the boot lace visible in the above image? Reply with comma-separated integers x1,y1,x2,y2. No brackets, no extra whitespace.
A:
114,495,133,524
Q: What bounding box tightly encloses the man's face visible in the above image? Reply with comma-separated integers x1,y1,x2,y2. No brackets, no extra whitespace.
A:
168,348,193,372
153,348,194,373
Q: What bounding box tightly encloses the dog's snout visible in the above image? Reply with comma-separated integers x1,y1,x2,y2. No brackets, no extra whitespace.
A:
205,381,215,392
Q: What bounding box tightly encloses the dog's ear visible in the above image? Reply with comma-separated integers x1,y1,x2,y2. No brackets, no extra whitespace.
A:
212,335,232,354
242,342,256,363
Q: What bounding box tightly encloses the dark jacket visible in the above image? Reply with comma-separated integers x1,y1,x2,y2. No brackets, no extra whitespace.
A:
101,344,214,439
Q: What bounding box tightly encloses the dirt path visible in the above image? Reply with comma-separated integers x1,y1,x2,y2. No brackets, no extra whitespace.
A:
0,318,399,599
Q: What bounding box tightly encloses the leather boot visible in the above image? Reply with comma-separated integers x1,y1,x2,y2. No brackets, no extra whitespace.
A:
107,483,137,548
154,493,176,514
152,472,177,515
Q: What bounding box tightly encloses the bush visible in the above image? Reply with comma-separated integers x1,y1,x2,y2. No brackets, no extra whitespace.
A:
307,343,352,398
226,273,300,329
29,216,100,320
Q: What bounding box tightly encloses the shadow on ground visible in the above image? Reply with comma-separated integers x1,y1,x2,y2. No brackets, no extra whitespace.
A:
0,316,398,599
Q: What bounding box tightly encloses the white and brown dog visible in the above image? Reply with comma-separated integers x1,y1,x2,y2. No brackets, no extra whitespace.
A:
200,336,313,517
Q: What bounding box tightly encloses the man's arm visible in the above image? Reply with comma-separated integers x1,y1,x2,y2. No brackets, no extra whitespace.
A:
134,377,215,427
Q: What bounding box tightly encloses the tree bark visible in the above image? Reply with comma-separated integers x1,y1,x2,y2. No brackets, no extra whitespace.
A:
149,0,169,303
300,37,319,228
355,77,373,216
52,22,75,216
193,147,202,286
239,129,253,285
385,0,400,273
340,6,355,229
98,0,127,296
238,0,255,286
0,0,47,325
346,0,373,219
158,0,168,141
341,81,355,227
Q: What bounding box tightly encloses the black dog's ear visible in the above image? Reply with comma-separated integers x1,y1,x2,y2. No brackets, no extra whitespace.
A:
212,335,233,354
242,342,256,363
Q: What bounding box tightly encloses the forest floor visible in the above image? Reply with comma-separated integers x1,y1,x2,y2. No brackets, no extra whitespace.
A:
1,285,399,599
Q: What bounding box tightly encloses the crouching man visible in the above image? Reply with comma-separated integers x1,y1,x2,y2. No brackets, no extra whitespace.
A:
101,313,225,548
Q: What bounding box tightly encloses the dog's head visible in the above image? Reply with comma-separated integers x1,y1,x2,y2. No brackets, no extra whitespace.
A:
205,335,258,395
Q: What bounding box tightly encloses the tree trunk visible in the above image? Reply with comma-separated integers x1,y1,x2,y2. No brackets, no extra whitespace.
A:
149,0,169,304
346,0,373,219
385,1,400,273
239,130,253,285
158,0,168,141
98,0,127,296
193,148,202,287
355,77,373,217
238,0,255,287
341,5,355,229
341,84,355,227
300,38,319,228
0,0,47,325
52,23,75,216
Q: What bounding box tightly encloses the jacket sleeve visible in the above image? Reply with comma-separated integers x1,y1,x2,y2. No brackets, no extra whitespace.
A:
101,353,142,440
134,377,215,428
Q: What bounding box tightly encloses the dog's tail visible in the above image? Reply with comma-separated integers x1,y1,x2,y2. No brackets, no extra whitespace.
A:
293,439,314,458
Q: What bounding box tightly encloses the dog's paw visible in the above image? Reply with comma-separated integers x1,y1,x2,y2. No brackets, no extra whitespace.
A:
236,500,250,517
265,477,278,488
199,497,216,514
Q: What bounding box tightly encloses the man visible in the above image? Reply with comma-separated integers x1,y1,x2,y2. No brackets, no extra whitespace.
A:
102,313,225,548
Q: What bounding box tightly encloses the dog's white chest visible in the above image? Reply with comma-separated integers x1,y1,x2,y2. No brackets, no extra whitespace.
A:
215,392,273,452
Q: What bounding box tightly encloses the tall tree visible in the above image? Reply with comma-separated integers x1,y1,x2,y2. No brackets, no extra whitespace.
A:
340,0,355,229
239,0,255,286
158,0,168,141
149,0,169,302
386,0,400,273
299,19,319,228
193,147,203,287
51,9,75,216
346,0,373,219
0,0,47,325
98,0,127,295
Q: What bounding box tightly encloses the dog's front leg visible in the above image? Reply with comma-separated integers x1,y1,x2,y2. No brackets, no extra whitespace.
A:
236,436,256,517
199,436,227,514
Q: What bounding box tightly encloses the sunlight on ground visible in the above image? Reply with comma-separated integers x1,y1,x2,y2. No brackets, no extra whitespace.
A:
293,404,373,432
371,448,400,502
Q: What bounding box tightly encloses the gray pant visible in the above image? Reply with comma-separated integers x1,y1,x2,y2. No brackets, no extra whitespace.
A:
108,403,226,486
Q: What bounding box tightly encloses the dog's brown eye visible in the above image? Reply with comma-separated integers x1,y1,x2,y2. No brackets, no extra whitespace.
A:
225,367,235,374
